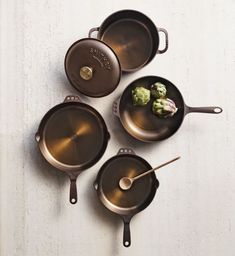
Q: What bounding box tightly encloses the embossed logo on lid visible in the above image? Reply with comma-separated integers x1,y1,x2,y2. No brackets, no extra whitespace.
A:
65,38,121,98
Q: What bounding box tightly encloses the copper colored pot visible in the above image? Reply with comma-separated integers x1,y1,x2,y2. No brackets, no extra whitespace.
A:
65,10,168,98
89,9,168,72
36,95,110,204
94,148,159,247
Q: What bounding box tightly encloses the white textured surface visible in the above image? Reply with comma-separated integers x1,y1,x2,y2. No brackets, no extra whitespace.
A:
0,0,235,255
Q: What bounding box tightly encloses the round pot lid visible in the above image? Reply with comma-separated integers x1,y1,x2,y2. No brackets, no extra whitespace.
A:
95,152,159,216
65,38,121,97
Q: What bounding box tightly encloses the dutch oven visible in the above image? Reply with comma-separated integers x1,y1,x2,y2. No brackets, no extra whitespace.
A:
65,10,168,97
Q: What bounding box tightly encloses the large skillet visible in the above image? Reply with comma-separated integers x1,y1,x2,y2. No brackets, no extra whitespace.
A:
113,76,223,142
94,148,159,247
36,96,110,204
89,9,168,72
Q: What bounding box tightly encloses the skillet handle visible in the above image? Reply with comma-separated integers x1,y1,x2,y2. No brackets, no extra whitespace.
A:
88,27,100,38
64,95,80,103
185,106,223,114
123,217,131,247
117,148,135,155
69,177,78,204
157,28,169,54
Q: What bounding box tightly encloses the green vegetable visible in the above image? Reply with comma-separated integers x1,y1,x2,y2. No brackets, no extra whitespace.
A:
151,82,167,98
152,98,178,118
132,87,150,106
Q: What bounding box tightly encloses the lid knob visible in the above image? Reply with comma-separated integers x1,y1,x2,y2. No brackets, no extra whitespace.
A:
80,66,93,80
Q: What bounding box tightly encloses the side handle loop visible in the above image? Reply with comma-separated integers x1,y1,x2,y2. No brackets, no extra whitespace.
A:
88,27,100,38
157,27,169,54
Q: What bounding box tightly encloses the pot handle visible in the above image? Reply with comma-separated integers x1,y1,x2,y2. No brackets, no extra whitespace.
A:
112,97,120,117
69,177,78,204
123,216,131,247
185,105,223,114
88,27,100,38
117,148,136,155
157,28,169,54
64,95,80,103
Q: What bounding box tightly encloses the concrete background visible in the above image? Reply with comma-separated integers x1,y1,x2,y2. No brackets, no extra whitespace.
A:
0,0,234,255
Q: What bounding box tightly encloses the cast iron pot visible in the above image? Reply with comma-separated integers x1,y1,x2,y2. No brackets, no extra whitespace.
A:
113,76,223,142
36,95,110,204
65,10,168,98
94,148,159,247
89,9,168,72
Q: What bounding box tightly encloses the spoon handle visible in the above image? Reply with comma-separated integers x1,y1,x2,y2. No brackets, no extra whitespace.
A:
133,156,180,181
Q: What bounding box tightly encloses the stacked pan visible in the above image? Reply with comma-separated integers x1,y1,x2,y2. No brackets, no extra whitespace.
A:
35,9,222,247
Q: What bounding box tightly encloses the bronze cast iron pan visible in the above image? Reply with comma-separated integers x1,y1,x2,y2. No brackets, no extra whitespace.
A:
36,96,110,204
113,76,223,142
89,9,168,72
94,148,159,247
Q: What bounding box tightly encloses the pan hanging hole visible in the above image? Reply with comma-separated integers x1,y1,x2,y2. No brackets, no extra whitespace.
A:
71,198,76,203
125,241,129,246
94,183,98,190
35,134,40,142
214,107,222,113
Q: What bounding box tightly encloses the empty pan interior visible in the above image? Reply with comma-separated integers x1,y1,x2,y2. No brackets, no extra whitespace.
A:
97,154,158,216
119,76,185,142
101,19,152,71
39,102,108,171
99,10,159,71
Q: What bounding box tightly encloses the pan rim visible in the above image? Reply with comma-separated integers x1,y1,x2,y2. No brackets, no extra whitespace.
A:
36,101,109,172
118,75,186,142
95,153,159,216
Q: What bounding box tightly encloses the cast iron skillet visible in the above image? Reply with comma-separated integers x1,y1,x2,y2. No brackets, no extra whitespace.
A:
94,148,159,247
113,76,223,142
89,9,168,72
35,96,110,204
